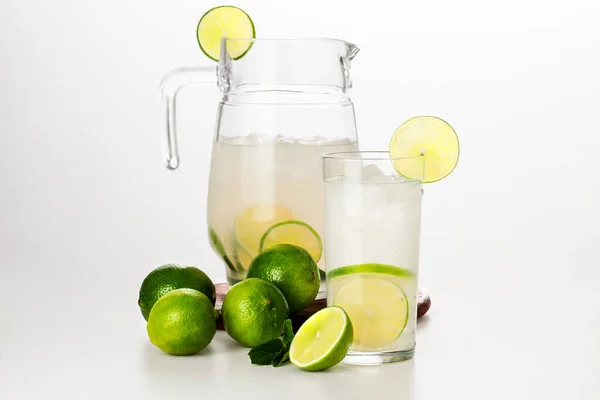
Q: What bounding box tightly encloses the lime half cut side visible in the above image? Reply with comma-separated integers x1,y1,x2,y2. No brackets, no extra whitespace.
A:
333,275,409,350
259,220,323,263
196,6,255,61
389,116,459,183
289,306,353,371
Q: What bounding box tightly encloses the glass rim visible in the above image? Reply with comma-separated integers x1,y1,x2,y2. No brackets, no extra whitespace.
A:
321,151,424,162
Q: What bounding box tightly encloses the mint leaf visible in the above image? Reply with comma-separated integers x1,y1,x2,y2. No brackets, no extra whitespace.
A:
249,320,295,367
248,338,285,366
272,349,290,367
282,319,295,346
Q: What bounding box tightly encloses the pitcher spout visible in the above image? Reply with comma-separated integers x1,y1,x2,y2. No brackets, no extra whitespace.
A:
346,42,360,61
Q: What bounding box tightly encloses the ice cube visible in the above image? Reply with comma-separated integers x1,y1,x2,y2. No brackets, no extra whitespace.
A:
361,164,390,183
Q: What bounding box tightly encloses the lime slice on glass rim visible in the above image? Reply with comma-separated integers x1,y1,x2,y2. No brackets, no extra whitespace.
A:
332,274,409,350
289,306,353,371
196,5,255,61
389,116,460,183
259,220,323,263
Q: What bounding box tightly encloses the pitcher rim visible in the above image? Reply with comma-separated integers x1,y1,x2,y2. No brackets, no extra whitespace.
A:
220,37,358,47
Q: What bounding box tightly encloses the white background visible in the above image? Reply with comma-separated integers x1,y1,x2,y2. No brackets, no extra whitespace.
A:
1,0,599,399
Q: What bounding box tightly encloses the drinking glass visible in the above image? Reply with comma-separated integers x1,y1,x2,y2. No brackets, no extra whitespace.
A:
322,151,423,364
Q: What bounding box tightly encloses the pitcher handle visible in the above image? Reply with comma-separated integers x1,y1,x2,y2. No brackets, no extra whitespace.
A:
160,66,217,170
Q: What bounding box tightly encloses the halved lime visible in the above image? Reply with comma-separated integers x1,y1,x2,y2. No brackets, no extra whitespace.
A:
234,205,295,256
333,275,409,350
196,6,255,61
289,306,353,371
389,116,459,183
259,220,323,263
327,263,415,280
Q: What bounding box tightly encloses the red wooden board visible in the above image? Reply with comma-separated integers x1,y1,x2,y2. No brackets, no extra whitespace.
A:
214,283,431,331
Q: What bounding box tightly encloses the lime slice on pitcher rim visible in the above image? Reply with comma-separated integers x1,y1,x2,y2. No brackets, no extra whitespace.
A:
196,5,255,61
332,275,409,350
289,306,353,371
259,220,323,263
389,116,460,183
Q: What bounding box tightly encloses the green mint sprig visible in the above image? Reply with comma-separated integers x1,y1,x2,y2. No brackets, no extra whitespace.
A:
248,319,295,367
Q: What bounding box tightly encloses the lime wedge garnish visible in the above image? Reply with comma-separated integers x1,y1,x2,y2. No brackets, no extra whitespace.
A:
389,116,459,183
259,220,323,263
196,6,255,61
234,205,295,256
326,263,415,280
332,275,409,350
289,306,353,371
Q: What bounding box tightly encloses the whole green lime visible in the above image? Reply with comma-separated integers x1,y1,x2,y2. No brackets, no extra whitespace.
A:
147,288,218,356
138,264,216,321
221,278,289,347
247,244,319,313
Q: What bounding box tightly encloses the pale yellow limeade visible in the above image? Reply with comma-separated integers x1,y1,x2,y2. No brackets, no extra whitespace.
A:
324,171,422,361
207,135,358,285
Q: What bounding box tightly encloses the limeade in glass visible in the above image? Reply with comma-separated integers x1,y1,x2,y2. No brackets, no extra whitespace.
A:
323,151,423,364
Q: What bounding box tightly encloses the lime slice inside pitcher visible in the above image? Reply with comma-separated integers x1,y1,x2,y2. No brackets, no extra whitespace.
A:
259,220,323,263
234,205,295,256
196,6,255,61
234,246,254,271
389,116,460,183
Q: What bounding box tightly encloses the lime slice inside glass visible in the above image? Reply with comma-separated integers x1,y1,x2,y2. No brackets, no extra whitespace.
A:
259,220,323,263
332,274,409,350
289,306,353,371
389,116,460,183
234,205,295,256
196,6,255,61
327,263,415,280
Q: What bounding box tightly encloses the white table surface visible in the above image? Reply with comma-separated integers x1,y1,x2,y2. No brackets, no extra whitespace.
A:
1,0,600,399
1,259,599,400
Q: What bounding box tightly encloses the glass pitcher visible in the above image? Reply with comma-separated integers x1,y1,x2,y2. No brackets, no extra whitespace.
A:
160,38,360,290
